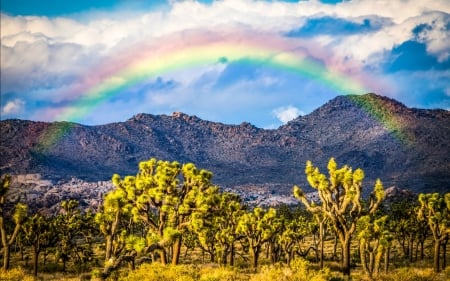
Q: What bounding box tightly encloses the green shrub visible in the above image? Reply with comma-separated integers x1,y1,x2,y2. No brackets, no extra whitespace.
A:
250,258,332,281
373,267,445,281
0,268,36,281
122,263,200,281
199,266,247,281
248,265,290,281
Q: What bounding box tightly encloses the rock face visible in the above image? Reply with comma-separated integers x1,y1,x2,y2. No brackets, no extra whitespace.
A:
7,174,111,215
1,93,449,194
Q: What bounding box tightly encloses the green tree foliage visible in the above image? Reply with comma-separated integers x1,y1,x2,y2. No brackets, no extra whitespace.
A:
191,211,217,263
4,157,450,278
237,207,280,269
180,229,198,260
55,200,93,272
112,158,219,265
293,158,384,276
191,191,244,265
386,199,428,262
357,214,392,277
22,214,57,276
212,192,244,266
277,210,309,265
417,192,450,272
288,198,328,269
95,178,134,261
0,174,28,270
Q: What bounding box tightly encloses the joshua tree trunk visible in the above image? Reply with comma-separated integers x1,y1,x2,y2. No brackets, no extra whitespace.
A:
420,240,425,260
433,240,441,273
384,247,390,274
105,235,113,260
442,240,448,270
374,248,383,276
160,248,167,265
230,243,235,266
319,222,324,269
360,242,368,274
62,257,67,272
333,235,338,261
342,238,351,276
408,235,414,262
250,246,260,270
2,245,11,270
368,251,374,277
32,244,41,276
171,235,182,265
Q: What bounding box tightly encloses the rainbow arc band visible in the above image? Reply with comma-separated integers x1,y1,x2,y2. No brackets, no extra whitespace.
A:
36,34,410,149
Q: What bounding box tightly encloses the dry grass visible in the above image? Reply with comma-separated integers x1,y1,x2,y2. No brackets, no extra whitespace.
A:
1,262,449,281
2,238,448,281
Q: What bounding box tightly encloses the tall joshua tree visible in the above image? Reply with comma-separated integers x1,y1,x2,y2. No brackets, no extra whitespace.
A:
0,174,28,270
115,158,218,265
417,193,450,272
294,158,384,276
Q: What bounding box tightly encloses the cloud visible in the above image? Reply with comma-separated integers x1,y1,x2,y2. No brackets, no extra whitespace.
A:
1,98,25,115
1,0,449,125
272,105,304,123
2,1,448,70
1,40,101,107
412,12,450,62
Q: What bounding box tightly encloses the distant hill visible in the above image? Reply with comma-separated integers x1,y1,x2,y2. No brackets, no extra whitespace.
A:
1,93,449,194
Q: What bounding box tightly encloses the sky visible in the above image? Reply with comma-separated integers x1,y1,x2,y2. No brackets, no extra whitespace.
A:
1,0,449,129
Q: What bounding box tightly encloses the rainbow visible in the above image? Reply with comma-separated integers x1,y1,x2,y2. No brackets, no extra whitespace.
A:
346,94,413,144
36,30,409,149
50,31,374,121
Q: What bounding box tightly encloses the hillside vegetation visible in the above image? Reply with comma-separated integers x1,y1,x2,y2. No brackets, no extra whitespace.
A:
0,157,449,280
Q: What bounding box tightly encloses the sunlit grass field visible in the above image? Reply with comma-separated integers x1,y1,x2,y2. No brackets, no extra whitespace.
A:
1,238,449,281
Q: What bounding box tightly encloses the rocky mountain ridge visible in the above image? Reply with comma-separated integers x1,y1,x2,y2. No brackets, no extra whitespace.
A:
1,93,449,194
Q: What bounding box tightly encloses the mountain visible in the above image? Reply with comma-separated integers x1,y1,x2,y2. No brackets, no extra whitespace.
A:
1,93,449,194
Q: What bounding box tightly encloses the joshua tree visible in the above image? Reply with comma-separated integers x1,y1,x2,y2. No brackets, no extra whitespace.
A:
294,158,384,276
22,213,57,276
0,174,28,270
417,193,450,272
357,215,392,277
114,158,219,265
237,207,280,269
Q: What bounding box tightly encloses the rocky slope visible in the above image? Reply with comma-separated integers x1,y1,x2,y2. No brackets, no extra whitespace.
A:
1,93,449,194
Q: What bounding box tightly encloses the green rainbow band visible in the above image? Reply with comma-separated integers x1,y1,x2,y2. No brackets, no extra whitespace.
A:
58,41,368,121
347,94,413,144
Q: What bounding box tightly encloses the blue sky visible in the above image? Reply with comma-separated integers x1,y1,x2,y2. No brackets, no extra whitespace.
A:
1,0,449,128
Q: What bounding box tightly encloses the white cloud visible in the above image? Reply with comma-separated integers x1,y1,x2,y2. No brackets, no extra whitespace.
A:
1,0,449,123
1,98,25,115
272,105,304,124
330,0,449,23
413,12,450,62
2,0,448,71
334,11,449,66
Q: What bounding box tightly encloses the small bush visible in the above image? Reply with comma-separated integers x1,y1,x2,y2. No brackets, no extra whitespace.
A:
444,266,450,277
199,266,246,281
0,268,36,281
122,263,200,281
249,265,290,281
250,258,332,281
373,267,445,281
